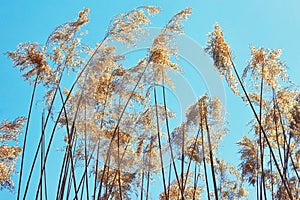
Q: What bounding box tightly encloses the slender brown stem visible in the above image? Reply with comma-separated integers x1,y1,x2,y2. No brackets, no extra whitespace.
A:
146,167,150,200
153,85,167,199
145,139,153,200
184,129,201,190
28,34,105,200
84,104,90,200
230,60,293,199
181,124,185,200
67,144,79,200
167,159,172,200
66,135,78,200
256,149,259,200
17,73,39,200
36,87,81,200
98,59,150,196
258,65,267,200
57,141,71,199
93,142,100,199
34,36,110,197
66,170,73,200
56,88,73,199
117,128,123,200
160,73,182,195
270,153,274,200
92,72,113,199
43,138,48,200
204,116,218,200
35,36,108,199
23,66,66,199
273,89,289,178
40,113,44,200
57,88,78,199
201,124,210,200
192,163,198,200
140,154,146,200
80,178,85,200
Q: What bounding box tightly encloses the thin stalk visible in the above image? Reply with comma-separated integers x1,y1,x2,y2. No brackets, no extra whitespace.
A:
258,66,267,200
107,115,168,199
277,109,288,177
95,17,182,198
97,152,107,196
36,88,81,200
23,66,66,199
65,116,82,200
201,125,210,200
106,109,171,198
40,113,44,200
117,128,123,200
161,72,182,194
230,59,293,199
96,17,182,195
184,129,201,190
283,134,291,178
105,142,129,200
54,88,78,199
56,88,73,199
57,141,72,199
145,140,153,200
59,139,78,199
84,104,90,200
80,179,85,200
57,142,71,199
145,167,150,200
43,140,48,200
56,95,77,199
99,102,129,200
272,88,289,178
67,139,80,200
140,154,146,200
93,142,100,199
92,73,113,199
97,156,112,200
204,116,218,200
270,154,274,200
167,159,172,200
41,113,48,200
17,73,39,200
56,87,74,199
24,66,72,199
98,59,151,196
66,172,72,200
153,86,167,198
66,153,76,200
192,163,198,200
272,99,284,171
37,47,104,197
181,124,185,200
75,144,105,196
60,136,78,200
256,149,259,200
272,88,299,181
30,35,109,200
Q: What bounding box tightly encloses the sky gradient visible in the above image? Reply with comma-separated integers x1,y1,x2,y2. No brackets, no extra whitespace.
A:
1,0,300,199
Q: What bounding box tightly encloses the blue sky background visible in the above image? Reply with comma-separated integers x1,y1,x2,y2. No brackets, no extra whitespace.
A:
1,0,300,199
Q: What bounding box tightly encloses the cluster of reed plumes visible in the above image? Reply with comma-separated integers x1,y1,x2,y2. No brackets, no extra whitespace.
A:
1,6,299,200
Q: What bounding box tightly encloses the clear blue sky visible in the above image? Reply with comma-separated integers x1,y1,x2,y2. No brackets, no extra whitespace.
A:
1,0,300,199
